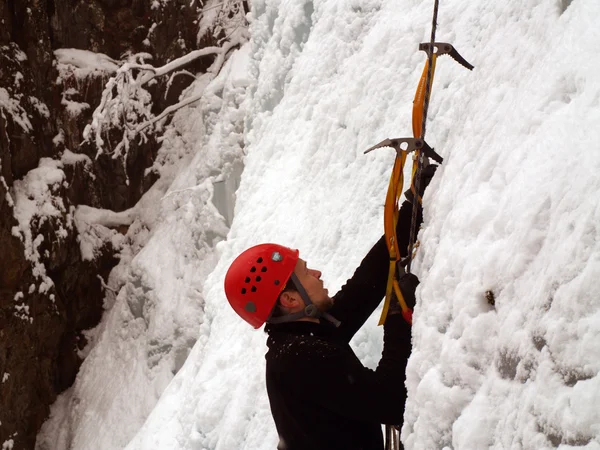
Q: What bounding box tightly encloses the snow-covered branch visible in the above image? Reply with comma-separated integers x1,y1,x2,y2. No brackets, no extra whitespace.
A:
74,205,133,261
138,46,222,84
82,4,248,177
136,80,209,133
134,37,245,134
76,204,137,228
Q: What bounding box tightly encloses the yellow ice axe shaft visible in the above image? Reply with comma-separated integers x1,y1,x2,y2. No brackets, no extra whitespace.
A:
377,54,437,326
370,43,471,325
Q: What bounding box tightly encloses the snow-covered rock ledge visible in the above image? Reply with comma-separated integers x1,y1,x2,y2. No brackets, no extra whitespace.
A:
36,43,250,450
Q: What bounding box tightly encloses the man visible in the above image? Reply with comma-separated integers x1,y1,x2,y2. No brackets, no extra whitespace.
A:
224,168,435,450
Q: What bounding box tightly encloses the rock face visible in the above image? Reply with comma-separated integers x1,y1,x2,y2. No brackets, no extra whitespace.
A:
0,0,217,447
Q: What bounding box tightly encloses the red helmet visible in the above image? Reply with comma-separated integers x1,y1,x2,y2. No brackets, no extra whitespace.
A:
224,243,299,328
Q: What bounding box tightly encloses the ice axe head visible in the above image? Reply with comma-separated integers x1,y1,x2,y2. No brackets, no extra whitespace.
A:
419,42,474,71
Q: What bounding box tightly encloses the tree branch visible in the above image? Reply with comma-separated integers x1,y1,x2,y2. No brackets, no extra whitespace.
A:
139,46,223,85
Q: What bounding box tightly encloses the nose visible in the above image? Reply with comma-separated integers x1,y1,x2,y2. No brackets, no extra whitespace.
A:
310,269,322,279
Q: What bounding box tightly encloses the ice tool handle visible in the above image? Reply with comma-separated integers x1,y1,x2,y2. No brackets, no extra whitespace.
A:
364,138,443,165
418,42,474,71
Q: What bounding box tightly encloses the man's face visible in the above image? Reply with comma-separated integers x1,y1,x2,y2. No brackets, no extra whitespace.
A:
293,258,333,312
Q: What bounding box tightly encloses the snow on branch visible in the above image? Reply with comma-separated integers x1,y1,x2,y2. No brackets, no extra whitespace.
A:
197,0,248,45
74,205,133,261
82,26,248,182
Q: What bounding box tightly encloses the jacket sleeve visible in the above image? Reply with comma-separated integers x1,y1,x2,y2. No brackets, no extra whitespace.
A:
329,200,422,342
296,315,412,425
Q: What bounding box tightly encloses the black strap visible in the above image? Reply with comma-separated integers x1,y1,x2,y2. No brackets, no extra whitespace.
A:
267,273,340,327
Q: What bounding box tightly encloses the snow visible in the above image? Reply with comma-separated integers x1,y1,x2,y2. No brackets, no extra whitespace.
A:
0,159,14,207
54,49,118,120
13,48,27,62
54,48,119,80
197,0,221,41
13,72,23,88
228,43,252,89
11,158,71,294
38,0,600,449
37,44,248,450
0,87,32,132
28,96,50,118
60,149,91,166
14,302,33,323
76,205,134,232
73,206,129,262
143,23,158,48
60,87,90,117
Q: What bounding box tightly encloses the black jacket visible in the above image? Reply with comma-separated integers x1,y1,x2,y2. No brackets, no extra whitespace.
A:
265,201,419,450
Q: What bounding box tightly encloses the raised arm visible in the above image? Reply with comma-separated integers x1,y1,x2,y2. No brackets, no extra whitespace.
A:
330,200,422,342
294,314,413,427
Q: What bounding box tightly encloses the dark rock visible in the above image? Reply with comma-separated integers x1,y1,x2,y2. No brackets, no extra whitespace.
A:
0,0,229,445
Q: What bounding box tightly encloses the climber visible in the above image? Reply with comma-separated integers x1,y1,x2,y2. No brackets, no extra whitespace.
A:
224,166,436,450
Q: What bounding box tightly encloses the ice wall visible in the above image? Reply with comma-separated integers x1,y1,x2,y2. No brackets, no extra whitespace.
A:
129,0,600,448
42,0,600,448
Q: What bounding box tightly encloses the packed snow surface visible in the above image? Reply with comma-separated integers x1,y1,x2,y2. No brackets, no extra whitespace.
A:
54,49,119,78
38,0,599,448
12,158,71,295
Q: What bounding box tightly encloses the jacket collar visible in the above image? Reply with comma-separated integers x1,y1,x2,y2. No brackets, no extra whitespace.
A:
265,320,336,338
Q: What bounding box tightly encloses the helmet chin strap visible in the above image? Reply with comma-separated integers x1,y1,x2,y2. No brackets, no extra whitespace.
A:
268,273,340,327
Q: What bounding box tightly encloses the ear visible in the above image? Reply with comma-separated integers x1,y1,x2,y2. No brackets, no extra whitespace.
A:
279,290,302,310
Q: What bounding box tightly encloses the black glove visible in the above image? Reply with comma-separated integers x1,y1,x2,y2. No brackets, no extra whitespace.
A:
387,272,420,318
398,272,419,310
404,163,438,204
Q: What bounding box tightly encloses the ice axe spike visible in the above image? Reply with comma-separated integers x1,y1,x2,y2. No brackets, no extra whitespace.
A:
418,42,474,71
364,137,443,164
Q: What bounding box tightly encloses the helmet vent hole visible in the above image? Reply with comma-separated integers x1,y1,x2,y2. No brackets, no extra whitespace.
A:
251,286,257,293
274,280,280,285
250,266,257,273
241,288,247,294
244,301,257,313
256,276,262,282
245,277,251,283
257,257,263,263
261,267,267,273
